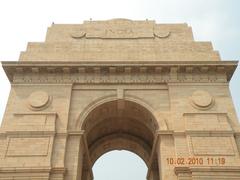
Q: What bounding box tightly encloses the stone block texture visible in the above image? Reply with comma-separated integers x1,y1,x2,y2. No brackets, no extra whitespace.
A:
0,19,240,179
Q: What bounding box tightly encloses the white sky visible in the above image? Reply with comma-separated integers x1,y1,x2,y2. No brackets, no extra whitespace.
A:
0,0,239,179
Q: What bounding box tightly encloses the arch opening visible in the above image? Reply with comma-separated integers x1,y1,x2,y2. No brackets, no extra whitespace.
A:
92,150,148,180
79,99,160,179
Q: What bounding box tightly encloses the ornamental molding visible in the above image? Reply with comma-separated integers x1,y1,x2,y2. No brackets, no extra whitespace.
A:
1,61,237,84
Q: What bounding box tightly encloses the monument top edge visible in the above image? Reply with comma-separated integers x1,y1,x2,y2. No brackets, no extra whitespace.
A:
19,19,222,62
44,18,192,42
51,18,188,26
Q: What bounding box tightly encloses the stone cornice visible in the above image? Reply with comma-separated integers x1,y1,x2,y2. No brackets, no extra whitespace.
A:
0,166,66,174
1,60,237,84
175,166,240,175
2,60,238,66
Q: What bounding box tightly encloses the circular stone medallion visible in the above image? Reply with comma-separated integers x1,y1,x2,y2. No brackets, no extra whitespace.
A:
153,29,170,38
191,90,213,109
28,91,50,110
71,31,86,39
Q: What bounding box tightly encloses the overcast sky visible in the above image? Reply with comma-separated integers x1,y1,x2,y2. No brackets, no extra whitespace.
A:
0,0,239,179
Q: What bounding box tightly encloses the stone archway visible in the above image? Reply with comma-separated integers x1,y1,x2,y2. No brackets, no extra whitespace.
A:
79,99,160,180
1,19,240,180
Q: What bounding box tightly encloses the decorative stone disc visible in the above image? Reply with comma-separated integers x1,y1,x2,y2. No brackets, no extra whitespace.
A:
28,91,50,110
191,90,213,109
153,29,170,38
71,31,86,39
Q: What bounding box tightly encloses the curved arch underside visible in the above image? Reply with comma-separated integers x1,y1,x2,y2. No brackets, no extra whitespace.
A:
82,100,158,166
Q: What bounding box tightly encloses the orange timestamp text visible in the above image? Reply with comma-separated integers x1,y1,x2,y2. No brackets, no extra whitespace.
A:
166,157,225,166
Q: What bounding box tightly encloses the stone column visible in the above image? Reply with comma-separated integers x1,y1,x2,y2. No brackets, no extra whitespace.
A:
150,168,160,180
64,134,84,180
157,134,177,180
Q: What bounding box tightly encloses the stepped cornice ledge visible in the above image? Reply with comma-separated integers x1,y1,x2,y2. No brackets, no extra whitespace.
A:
1,60,237,83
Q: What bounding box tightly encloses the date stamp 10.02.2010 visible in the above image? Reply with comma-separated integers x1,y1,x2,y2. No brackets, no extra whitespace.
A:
166,157,226,166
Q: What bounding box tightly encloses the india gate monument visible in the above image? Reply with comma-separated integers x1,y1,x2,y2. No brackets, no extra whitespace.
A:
1,19,240,180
